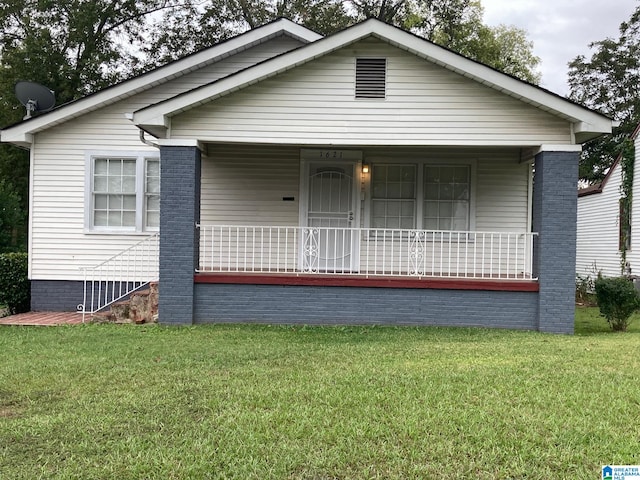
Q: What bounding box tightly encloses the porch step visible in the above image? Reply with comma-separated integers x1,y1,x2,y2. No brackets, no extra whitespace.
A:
92,282,159,324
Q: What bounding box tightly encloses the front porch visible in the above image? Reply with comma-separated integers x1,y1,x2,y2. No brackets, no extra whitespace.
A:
158,143,578,333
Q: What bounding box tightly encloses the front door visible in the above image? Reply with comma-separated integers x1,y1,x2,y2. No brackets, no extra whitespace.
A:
302,161,358,272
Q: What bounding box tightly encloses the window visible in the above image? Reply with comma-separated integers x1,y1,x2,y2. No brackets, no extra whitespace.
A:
356,58,386,99
87,153,160,232
371,165,416,228
370,163,472,231
423,165,470,231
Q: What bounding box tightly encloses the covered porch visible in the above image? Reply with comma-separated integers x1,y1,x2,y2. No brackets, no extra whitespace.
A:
157,141,577,332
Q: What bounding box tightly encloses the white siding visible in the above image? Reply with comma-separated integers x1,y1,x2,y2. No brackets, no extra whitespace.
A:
475,151,530,232
171,38,572,146
200,145,301,226
576,164,622,278
29,36,304,281
625,134,640,275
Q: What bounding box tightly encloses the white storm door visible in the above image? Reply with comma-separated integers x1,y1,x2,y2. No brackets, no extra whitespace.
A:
303,162,358,273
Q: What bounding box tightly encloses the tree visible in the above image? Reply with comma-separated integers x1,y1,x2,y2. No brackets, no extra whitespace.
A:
0,0,190,249
0,179,25,253
141,0,541,84
568,6,640,183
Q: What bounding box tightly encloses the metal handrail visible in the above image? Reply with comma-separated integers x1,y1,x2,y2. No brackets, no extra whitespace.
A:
197,225,537,281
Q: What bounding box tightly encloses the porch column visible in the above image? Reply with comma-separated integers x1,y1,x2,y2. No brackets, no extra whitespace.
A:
158,142,202,325
532,148,581,333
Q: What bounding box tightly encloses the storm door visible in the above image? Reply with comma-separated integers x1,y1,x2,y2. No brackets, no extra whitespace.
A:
302,162,358,273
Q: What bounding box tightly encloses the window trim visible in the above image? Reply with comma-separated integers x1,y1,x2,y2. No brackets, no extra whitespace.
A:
84,150,160,234
364,157,477,231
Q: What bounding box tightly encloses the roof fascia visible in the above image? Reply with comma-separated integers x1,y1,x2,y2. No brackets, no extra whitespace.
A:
133,19,611,139
0,18,321,146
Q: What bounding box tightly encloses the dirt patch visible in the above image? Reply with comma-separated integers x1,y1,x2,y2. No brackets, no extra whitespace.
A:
0,406,20,418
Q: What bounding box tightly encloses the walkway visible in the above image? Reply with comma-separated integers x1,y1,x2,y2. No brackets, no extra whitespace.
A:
0,311,84,326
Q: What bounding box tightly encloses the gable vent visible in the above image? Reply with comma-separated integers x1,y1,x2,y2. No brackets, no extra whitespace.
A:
355,58,386,99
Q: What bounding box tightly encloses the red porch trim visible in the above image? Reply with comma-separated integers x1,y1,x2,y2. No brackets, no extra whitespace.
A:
194,273,539,292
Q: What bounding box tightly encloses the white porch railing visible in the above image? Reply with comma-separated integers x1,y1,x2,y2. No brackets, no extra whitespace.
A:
78,233,160,322
197,225,537,280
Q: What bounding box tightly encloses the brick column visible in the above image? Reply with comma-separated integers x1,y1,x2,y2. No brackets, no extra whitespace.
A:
532,149,580,333
158,145,201,325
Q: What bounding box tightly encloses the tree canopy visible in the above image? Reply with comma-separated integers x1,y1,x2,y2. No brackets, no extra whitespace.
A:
568,5,640,183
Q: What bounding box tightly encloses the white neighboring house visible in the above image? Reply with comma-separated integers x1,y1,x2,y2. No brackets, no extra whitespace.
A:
577,125,640,279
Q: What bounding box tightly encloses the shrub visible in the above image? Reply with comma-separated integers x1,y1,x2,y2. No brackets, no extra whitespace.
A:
0,252,30,315
595,276,640,332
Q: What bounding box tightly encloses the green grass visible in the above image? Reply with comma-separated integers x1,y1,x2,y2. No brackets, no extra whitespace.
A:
1,310,639,479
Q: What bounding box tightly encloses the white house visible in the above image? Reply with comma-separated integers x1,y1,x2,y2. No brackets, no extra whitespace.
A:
0,18,612,333
577,125,640,278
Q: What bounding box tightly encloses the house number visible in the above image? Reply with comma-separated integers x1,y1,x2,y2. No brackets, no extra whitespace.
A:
319,150,344,159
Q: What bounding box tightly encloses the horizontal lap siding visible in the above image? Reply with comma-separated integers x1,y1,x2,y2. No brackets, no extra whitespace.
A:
171,38,572,146
200,144,300,226
576,165,622,278
476,152,530,232
30,37,303,281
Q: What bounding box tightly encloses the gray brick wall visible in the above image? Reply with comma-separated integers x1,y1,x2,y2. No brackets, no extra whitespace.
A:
194,284,539,329
31,280,84,311
532,150,579,334
158,146,201,325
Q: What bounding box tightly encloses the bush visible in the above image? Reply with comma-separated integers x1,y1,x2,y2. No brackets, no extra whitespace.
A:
0,252,30,315
594,276,640,332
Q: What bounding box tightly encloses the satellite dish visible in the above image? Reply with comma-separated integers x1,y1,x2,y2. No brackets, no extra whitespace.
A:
15,81,56,120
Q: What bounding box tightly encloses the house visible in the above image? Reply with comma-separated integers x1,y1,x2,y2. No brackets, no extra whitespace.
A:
577,124,640,279
0,18,613,333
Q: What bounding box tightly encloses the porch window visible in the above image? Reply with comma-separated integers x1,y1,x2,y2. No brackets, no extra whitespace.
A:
423,165,470,230
371,163,471,230
371,164,416,228
86,153,160,232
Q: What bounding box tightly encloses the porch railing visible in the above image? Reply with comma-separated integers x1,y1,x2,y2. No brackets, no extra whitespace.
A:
78,233,160,322
197,225,537,280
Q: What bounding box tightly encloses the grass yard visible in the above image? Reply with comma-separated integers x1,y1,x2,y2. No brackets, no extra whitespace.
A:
1,308,639,479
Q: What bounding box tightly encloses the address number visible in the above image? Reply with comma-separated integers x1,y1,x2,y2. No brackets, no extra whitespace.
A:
318,150,344,159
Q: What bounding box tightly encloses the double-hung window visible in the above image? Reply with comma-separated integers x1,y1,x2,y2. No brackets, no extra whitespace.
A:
371,165,416,229
423,165,470,231
87,152,160,232
370,163,471,231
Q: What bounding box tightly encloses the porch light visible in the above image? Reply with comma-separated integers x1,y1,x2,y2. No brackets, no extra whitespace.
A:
362,164,369,174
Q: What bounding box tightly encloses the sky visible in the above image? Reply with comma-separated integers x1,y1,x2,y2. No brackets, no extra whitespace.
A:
480,0,638,96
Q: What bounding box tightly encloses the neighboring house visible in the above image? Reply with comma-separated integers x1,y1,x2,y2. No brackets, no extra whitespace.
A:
577,124,640,278
0,18,612,333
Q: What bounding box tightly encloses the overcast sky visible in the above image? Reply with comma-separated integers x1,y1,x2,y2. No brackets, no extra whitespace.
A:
480,0,638,96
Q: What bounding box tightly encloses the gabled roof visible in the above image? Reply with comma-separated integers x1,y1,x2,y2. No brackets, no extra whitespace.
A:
578,123,640,197
131,18,612,142
2,18,613,147
0,18,321,147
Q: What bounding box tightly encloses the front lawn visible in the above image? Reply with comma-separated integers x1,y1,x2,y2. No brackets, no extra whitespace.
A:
1,311,639,479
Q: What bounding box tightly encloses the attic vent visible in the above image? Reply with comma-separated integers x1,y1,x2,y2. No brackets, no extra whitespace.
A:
355,58,386,99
